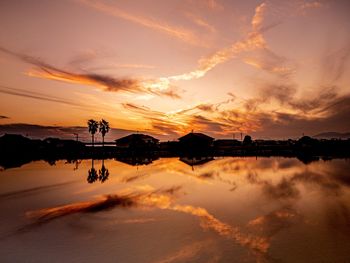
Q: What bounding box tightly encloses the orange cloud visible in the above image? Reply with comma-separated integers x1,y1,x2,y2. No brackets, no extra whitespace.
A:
1,46,182,99
161,2,268,84
251,2,267,31
185,12,216,33
78,0,206,47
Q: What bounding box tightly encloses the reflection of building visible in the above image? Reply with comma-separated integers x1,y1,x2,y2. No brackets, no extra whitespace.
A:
178,132,214,151
116,156,159,166
179,156,214,166
115,134,159,149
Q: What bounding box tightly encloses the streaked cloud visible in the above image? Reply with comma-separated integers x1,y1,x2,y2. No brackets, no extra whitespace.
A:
299,1,324,12
185,12,216,33
154,240,218,263
0,115,9,120
0,123,138,141
251,2,267,31
160,2,268,85
121,87,350,139
188,0,223,11
0,85,88,108
0,47,182,99
78,0,206,47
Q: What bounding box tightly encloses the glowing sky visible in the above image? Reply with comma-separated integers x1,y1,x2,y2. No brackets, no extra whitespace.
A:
0,0,350,140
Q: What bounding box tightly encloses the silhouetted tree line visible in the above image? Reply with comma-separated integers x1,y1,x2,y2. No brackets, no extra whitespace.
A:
1,128,350,170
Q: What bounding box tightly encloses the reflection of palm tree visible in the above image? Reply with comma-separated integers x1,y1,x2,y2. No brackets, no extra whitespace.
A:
99,159,109,183
99,119,110,147
87,119,99,147
73,159,81,170
87,159,98,183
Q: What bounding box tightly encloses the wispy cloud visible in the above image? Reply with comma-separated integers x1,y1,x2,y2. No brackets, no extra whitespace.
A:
242,48,295,77
188,0,223,11
0,115,9,120
299,0,324,14
185,12,216,33
320,44,350,83
251,2,267,31
0,47,182,99
121,84,350,139
157,2,269,86
0,123,140,141
0,85,86,108
78,0,206,47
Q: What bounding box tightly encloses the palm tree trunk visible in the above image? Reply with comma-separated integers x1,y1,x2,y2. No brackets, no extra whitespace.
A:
92,135,94,147
102,135,105,148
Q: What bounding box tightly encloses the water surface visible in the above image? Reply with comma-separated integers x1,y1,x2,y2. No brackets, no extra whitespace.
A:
1,157,350,263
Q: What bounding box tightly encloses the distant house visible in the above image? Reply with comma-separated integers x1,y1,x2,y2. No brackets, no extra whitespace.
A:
0,134,42,154
214,139,241,149
178,132,214,151
43,137,84,150
115,134,159,149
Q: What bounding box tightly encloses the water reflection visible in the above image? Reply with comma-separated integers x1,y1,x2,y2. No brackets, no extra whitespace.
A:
179,156,214,167
98,160,109,183
24,185,271,258
87,159,98,183
87,159,109,184
0,157,350,262
115,155,159,166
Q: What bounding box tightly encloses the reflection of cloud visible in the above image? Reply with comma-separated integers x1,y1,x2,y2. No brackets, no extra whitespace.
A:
0,181,77,200
168,204,269,254
25,185,269,255
262,178,300,200
24,187,182,227
154,239,218,263
121,173,149,183
247,206,301,238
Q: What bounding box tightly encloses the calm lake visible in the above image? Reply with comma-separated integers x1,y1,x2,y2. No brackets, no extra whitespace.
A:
0,157,350,263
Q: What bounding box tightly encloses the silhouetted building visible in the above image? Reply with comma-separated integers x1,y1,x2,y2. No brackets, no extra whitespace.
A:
43,137,85,150
243,135,252,145
0,134,42,154
214,139,241,148
178,132,214,152
115,134,159,149
297,136,318,147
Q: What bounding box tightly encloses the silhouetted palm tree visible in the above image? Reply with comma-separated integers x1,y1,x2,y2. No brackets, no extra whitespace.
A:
87,119,99,147
99,119,110,147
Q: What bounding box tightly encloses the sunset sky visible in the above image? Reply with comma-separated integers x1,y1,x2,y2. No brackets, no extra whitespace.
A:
0,0,349,141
